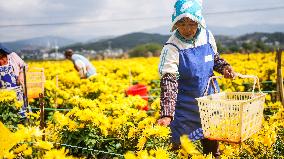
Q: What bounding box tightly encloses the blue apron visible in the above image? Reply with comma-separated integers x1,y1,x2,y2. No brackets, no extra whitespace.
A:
0,60,27,117
167,30,220,144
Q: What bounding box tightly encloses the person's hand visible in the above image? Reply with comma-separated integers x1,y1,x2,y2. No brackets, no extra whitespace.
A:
223,65,237,79
16,78,21,86
17,74,24,86
157,117,172,127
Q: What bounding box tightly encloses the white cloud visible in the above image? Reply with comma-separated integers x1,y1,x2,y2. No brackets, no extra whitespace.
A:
0,0,43,15
0,0,283,42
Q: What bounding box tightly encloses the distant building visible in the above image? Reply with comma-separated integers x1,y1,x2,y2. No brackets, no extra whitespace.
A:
49,52,65,60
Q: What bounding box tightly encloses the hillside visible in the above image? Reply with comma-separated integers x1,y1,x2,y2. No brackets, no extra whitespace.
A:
2,36,76,51
143,24,284,36
61,32,284,52
60,33,169,51
2,32,283,54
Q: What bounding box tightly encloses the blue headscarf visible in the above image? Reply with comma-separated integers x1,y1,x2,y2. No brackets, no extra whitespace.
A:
0,44,12,55
171,0,206,32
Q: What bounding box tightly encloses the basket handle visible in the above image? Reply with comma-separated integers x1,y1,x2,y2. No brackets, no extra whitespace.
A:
204,73,261,96
204,76,222,96
236,73,261,94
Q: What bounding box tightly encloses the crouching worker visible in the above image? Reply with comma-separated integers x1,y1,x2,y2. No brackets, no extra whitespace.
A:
0,44,28,118
64,49,97,79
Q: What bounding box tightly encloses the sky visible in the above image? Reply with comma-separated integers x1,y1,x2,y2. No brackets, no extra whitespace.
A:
0,0,283,42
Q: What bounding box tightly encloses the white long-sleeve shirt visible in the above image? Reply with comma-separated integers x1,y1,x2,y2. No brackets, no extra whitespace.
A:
74,60,87,78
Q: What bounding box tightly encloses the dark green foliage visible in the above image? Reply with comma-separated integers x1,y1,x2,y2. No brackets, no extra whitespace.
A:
128,43,162,57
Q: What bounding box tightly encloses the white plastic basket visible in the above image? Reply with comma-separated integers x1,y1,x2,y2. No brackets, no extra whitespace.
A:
196,74,266,143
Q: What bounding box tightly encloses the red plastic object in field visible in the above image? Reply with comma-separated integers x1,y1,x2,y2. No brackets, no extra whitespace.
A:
126,84,149,111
